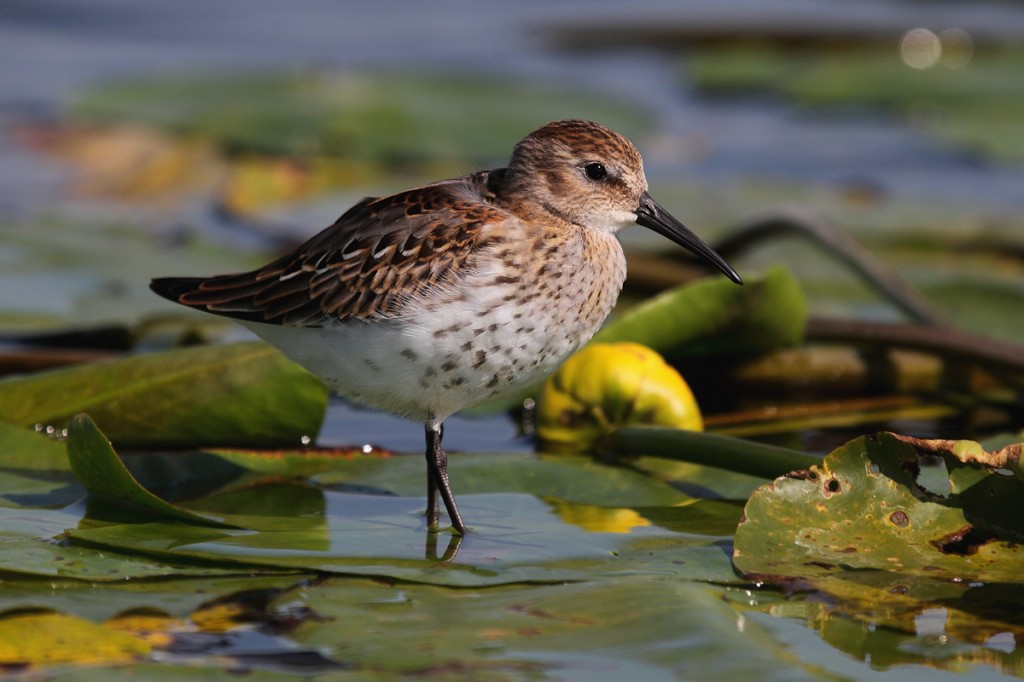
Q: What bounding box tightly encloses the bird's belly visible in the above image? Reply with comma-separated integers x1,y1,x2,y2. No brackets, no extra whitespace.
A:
244,278,618,422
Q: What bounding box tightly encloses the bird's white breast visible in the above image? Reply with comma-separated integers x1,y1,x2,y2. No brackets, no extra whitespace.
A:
245,225,627,423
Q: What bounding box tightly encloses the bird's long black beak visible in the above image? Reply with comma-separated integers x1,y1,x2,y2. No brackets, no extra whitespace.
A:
635,192,742,285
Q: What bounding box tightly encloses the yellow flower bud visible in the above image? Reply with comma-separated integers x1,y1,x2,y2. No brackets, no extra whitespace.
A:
537,342,703,453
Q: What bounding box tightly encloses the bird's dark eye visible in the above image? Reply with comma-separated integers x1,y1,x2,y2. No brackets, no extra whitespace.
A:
583,162,608,181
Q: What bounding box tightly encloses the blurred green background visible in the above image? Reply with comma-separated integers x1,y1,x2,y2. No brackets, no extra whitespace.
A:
2,1,1024,678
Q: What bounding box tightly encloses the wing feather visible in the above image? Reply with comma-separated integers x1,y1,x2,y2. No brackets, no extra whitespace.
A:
150,171,505,326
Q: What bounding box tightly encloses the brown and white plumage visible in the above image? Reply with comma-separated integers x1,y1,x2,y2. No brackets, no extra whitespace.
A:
151,120,741,535
152,173,501,325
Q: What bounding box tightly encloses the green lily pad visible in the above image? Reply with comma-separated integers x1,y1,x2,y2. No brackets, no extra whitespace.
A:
310,451,693,508
67,489,742,587
66,414,234,527
0,422,71,471
0,342,327,448
0,506,259,581
71,70,651,167
689,44,1024,162
0,574,311,623
0,424,80,509
282,578,830,681
733,432,1024,583
595,266,806,360
0,416,741,586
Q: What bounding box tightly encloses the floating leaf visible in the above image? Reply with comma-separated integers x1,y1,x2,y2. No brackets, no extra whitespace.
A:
0,342,327,448
595,266,806,359
66,414,234,527
888,432,1024,482
285,578,815,679
310,451,692,508
0,611,150,666
0,422,70,471
730,572,1024,676
0,531,269,581
0,574,307,622
67,491,742,587
71,71,651,167
689,44,1024,162
58,445,740,586
17,123,224,204
734,432,1024,583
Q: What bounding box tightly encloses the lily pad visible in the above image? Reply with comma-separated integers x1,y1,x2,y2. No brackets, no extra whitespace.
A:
0,416,742,585
0,422,71,471
66,488,742,587
66,414,234,527
71,71,651,168
282,578,829,681
0,574,309,622
0,611,151,666
733,432,1024,583
0,342,327,448
689,44,1024,162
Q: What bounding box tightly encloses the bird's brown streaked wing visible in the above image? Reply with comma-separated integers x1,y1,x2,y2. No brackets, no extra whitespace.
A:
150,172,505,326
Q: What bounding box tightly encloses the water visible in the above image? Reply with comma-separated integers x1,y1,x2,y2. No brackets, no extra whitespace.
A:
2,0,1023,454
2,0,1023,213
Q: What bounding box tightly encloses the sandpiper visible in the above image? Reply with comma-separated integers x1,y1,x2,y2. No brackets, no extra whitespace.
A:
151,119,741,535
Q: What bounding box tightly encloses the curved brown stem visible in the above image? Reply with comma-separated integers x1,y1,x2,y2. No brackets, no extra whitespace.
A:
807,317,1024,375
714,207,952,327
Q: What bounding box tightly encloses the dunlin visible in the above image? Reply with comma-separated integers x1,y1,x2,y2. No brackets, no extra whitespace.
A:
151,119,741,534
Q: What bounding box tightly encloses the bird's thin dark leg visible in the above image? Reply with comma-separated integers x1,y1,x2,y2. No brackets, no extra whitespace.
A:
425,429,439,529
424,420,467,535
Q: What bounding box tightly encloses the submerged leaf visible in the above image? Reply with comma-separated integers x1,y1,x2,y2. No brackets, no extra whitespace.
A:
733,432,1024,583
0,342,327,448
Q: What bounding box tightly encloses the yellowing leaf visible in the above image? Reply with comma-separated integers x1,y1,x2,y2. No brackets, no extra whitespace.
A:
0,611,150,665
734,432,1024,583
105,613,182,648
18,123,224,204
221,155,380,215
190,603,250,633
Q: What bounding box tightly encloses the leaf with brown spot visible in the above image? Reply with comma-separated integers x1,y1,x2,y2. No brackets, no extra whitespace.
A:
734,432,1024,583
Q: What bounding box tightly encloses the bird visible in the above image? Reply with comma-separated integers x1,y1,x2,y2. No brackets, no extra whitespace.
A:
150,119,742,535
